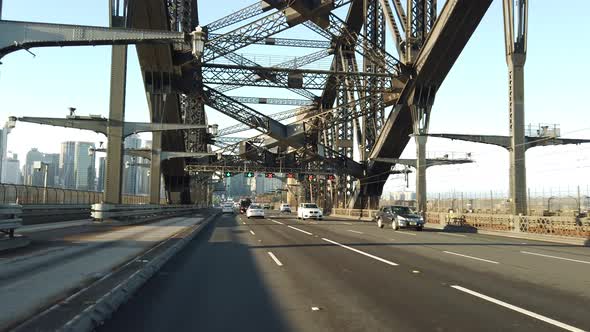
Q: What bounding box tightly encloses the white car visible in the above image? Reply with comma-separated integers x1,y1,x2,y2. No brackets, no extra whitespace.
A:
279,203,291,213
246,204,265,219
221,203,234,214
297,203,323,220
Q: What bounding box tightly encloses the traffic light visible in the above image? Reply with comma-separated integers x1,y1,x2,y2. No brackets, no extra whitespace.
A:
328,174,336,181
286,173,295,179
265,172,274,178
245,171,255,178
308,174,315,181
224,171,233,177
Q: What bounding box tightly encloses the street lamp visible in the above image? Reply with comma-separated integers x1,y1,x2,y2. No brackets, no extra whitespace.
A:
33,161,49,203
191,25,206,59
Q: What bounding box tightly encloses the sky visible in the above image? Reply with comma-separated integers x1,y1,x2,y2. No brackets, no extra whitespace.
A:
0,0,589,197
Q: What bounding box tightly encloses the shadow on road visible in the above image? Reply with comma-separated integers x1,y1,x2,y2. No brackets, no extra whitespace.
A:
98,214,291,332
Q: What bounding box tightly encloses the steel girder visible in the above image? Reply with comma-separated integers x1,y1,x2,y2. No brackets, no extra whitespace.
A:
206,2,271,32
227,96,314,106
218,105,316,136
209,34,331,48
201,63,392,90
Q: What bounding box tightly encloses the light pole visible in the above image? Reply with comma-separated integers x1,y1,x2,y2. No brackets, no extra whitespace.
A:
33,161,49,203
547,196,557,213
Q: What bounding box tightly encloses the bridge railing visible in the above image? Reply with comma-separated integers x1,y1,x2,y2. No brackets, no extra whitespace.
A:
426,212,590,239
0,183,152,205
331,208,378,219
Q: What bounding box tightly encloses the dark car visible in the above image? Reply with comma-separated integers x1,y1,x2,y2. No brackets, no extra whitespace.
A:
374,205,424,231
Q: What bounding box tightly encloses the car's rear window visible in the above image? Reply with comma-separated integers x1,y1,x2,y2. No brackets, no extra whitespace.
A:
303,204,318,208
250,204,261,209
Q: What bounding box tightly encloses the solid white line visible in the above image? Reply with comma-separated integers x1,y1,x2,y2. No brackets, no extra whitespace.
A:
439,232,467,237
521,251,590,265
451,285,585,332
270,219,284,225
322,238,398,266
288,225,313,236
394,231,416,236
250,230,255,235
268,252,283,266
348,230,364,234
443,251,499,264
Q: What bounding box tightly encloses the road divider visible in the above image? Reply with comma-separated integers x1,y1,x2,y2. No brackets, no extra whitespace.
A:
443,251,499,264
322,238,399,266
451,285,585,332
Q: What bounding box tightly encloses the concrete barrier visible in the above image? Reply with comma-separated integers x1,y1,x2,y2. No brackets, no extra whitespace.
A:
91,203,205,221
0,204,23,238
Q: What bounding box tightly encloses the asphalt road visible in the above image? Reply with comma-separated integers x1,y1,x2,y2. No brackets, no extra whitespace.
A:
99,212,590,332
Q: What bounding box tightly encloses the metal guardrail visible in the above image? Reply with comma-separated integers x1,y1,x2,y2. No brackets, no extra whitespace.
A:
0,204,23,238
0,183,154,205
426,212,590,239
91,203,207,221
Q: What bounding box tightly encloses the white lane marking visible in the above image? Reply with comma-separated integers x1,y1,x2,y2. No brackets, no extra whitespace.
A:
348,230,364,234
343,222,352,225
521,251,590,265
270,219,284,225
322,238,398,266
288,225,313,236
412,270,420,274
311,306,321,311
268,252,283,266
394,231,416,236
443,251,499,264
242,221,246,224
439,232,467,237
451,285,585,332
250,230,256,235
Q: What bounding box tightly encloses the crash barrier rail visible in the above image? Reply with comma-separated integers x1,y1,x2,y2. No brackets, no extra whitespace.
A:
331,208,379,219
0,204,23,238
426,212,590,238
91,203,208,221
0,183,157,205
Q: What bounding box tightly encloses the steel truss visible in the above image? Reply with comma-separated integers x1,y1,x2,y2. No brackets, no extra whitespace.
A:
202,63,392,90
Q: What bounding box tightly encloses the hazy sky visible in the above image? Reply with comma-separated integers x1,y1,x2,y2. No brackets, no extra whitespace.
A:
1,0,589,197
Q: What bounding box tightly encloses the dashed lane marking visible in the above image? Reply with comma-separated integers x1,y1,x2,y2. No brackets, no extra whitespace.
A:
288,225,313,236
443,251,499,264
322,238,399,266
521,251,590,265
270,219,284,225
268,252,283,266
451,285,585,332
348,230,364,234
250,230,255,235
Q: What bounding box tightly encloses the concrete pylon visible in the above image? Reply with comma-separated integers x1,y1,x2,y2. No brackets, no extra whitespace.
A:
503,0,528,215
414,134,428,214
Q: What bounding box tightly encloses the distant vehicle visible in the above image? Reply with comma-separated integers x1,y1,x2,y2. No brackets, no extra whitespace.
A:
279,203,291,213
221,202,234,214
297,203,323,220
263,203,271,209
240,198,252,214
375,205,424,231
246,204,265,219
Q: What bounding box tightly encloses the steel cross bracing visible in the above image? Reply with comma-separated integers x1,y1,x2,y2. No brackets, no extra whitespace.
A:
215,49,331,97
201,63,393,90
218,105,316,136
209,34,331,49
202,0,350,63
227,96,314,106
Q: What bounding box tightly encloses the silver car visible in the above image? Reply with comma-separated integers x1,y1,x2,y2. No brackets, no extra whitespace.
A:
375,206,424,231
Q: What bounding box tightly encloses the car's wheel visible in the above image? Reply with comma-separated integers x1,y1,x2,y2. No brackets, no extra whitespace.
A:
247,216,250,219
392,220,399,230
377,217,383,228
416,226,423,231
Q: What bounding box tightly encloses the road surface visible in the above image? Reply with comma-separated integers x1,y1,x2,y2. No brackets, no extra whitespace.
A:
100,212,590,332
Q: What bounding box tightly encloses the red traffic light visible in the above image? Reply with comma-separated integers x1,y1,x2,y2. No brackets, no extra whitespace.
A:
265,172,274,178
308,174,314,181
328,174,336,181
286,173,295,179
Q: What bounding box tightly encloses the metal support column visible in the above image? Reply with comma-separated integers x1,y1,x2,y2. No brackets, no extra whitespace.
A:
503,0,528,215
414,132,427,214
103,2,128,204
149,94,166,205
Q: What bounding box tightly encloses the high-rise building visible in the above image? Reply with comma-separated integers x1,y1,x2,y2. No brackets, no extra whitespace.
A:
97,157,106,192
254,174,283,195
123,135,142,195
74,142,96,190
3,153,21,184
60,141,76,189
24,148,44,186
136,139,151,195
42,153,60,187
